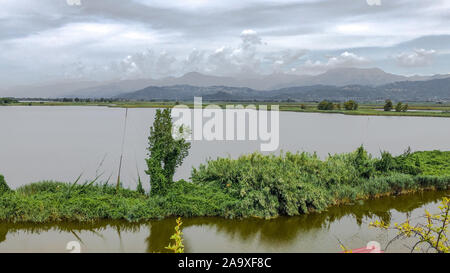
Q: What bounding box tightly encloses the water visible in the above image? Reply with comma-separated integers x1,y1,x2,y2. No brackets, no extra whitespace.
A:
0,190,447,253
1,106,449,253
1,106,449,190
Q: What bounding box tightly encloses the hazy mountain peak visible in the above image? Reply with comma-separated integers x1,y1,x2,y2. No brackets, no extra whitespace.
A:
5,67,448,98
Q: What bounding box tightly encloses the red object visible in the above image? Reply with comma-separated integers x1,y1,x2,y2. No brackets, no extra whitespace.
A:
341,241,384,253
346,246,384,253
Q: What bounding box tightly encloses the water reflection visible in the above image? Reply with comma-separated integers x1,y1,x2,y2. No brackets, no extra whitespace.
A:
0,190,447,252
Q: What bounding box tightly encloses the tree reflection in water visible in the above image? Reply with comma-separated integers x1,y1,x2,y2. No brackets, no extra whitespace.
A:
0,190,448,252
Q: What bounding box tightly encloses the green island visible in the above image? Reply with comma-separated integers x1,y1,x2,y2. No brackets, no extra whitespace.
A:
0,108,449,223
1,98,450,118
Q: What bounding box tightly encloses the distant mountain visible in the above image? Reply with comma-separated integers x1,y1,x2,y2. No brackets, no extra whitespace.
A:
72,68,450,98
116,85,260,101
294,67,407,87
66,72,240,98
379,77,450,101
3,67,449,98
66,78,157,98
115,77,450,102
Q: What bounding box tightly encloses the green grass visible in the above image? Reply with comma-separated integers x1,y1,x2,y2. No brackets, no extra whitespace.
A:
0,180,237,222
0,149,449,222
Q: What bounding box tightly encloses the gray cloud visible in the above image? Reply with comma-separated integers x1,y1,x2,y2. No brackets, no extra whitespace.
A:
395,49,437,67
294,51,370,75
0,0,449,87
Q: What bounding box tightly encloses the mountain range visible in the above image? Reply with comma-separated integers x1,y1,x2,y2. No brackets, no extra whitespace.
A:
1,67,449,100
72,68,450,99
116,77,450,102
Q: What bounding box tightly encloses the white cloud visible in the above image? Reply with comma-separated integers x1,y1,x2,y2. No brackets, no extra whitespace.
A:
240,29,262,48
181,29,266,76
395,49,436,67
266,49,307,72
294,51,369,74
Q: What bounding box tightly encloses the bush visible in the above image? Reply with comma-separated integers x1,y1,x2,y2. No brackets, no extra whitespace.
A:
191,149,450,218
0,149,448,222
0,175,10,195
344,100,358,110
384,99,393,111
317,100,335,110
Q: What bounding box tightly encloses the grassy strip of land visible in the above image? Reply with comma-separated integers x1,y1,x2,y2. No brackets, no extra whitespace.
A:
1,149,449,223
3,100,450,118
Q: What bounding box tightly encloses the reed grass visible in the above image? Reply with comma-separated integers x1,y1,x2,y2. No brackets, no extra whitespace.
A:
0,149,449,222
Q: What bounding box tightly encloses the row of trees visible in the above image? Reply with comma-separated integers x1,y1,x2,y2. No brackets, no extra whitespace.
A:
65,98,115,103
0,97,116,104
315,99,409,112
317,100,359,111
384,99,409,112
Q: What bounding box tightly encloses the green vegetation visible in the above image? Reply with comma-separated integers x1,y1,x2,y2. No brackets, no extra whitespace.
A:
165,217,185,253
0,175,11,195
3,99,450,117
0,98,18,104
146,108,191,195
343,100,358,110
384,99,393,111
317,100,335,110
191,148,450,218
395,102,409,112
0,179,237,222
0,108,449,223
0,148,448,223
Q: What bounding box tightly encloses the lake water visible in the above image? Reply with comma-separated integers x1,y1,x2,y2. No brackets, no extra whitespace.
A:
0,190,448,253
1,106,449,190
1,106,449,253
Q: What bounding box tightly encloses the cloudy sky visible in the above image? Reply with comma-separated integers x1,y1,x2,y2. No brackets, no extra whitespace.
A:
0,0,449,87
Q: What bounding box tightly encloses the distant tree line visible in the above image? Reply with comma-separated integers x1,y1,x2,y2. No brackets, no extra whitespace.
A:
317,100,358,111
5,97,116,103
64,97,115,103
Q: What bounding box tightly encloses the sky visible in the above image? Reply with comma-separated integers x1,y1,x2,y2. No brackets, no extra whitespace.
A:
0,0,449,87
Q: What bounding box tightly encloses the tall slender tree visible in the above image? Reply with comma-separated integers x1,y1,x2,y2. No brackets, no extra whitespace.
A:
146,109,191,195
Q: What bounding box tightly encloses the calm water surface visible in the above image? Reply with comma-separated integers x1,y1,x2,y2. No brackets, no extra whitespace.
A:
1,106,449,189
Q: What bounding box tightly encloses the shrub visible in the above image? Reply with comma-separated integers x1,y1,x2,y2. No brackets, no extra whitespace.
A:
401,103,408,112
0,175,10,195
344,100,358,110
384,99,393,111
317,100,335,110
351,146,376,179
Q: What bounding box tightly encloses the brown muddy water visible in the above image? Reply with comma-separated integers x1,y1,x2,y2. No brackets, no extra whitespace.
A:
0,106,449,252
0,190,448,253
